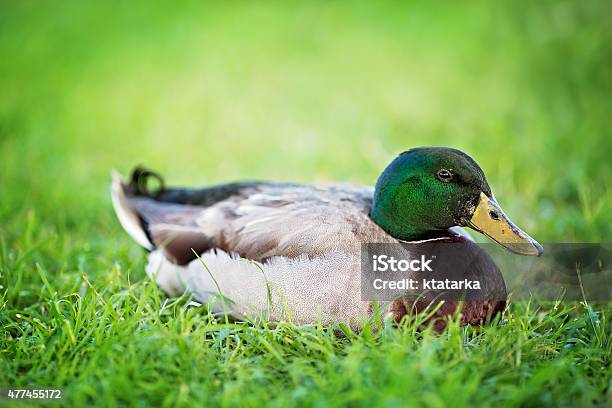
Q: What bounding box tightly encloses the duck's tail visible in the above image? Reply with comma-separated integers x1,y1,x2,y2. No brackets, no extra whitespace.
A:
110,167,164,250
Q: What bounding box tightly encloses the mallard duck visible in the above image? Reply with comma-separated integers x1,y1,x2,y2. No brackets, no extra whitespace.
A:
111,147,542,330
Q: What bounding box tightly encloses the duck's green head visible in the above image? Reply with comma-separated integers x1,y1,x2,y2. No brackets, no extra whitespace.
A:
370,147,543,256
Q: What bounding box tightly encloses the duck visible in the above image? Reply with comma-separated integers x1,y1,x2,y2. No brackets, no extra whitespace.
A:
110,147,543,331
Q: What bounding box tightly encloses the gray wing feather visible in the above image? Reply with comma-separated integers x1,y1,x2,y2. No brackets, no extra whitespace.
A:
115,171,396,264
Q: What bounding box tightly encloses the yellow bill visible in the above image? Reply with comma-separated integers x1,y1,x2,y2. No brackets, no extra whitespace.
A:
467,192,543,256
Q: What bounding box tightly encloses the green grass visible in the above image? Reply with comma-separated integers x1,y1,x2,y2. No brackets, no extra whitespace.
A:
0,1,610,406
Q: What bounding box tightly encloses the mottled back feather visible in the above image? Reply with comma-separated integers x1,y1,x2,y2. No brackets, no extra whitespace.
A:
113,168,397,264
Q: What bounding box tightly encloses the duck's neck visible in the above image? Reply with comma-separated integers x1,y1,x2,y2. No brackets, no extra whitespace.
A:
370,210,431,241
370,194,434,242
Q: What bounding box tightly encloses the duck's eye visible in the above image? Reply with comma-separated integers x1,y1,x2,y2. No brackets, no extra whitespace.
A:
437,169,453,182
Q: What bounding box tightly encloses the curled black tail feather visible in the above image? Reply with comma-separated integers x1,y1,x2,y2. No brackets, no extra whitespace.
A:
126,166,166,197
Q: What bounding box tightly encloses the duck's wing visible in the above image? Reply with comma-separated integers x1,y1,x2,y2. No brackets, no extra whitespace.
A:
111,167,396,265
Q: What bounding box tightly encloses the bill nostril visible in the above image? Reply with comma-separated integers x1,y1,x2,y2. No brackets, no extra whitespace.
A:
489,211,500,221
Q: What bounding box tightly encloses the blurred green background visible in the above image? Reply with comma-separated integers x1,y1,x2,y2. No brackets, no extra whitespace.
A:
1,0,610,244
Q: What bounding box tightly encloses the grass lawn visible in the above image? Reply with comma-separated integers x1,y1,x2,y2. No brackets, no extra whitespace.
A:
0,1,610,406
